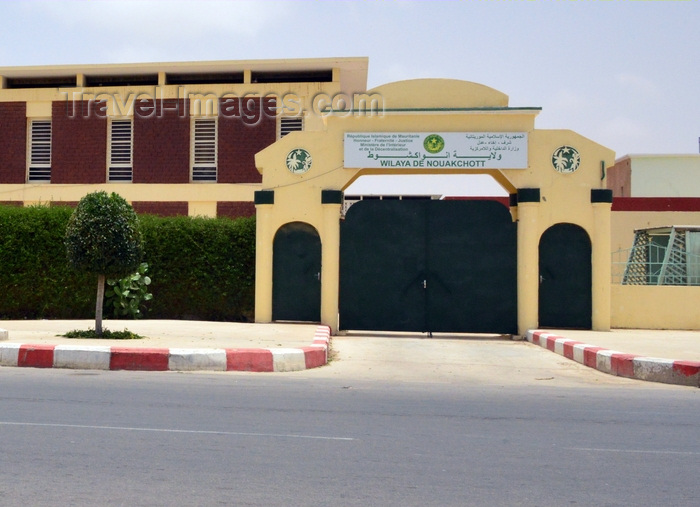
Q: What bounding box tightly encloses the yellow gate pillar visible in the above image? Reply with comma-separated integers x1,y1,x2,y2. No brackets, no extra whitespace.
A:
254,191,274,323
320,191,342,334
591,189,613,331
516,189,541,336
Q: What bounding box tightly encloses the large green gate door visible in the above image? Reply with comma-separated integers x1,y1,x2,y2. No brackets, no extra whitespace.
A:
273,222,321,322
340,200,426,331
339,200,517,334
538,223,592,329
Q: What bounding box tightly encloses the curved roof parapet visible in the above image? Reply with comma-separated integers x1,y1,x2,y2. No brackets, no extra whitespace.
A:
367,79,510,109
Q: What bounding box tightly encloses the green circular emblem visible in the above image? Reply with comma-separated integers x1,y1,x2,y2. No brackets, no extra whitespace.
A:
286,148,312,174
552,146,581,174
423,134,445,154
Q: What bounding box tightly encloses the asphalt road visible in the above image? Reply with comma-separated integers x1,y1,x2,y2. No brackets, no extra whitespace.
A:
1,338,698,506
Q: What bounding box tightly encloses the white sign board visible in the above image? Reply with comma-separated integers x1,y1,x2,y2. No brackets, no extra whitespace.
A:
344,132,528,169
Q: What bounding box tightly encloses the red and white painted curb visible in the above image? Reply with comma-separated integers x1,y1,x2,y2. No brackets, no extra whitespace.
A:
0,325,331,373
527,330,700,387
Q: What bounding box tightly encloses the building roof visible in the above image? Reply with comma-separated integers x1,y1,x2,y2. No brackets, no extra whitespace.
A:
0,57,370,95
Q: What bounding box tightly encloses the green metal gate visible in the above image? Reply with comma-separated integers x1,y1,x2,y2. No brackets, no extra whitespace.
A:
339,199,517,334
273,222,321,322
538,223,592,329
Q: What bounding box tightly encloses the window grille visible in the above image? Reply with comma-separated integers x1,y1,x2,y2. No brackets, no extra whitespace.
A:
108,119,133,182
279,116,304,138
28,120,52,182
612,226,700,285
191,118,217,182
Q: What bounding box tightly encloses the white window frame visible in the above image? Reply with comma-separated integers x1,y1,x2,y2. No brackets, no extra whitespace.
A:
191,117,218,182
107,118,133,182
27,119,52,182
278,114,304,139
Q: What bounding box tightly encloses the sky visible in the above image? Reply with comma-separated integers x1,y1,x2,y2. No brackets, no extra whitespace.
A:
1,0,698,196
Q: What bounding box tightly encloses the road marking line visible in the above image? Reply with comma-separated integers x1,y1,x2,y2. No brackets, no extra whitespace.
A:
0,421,355,441
565,447,698,456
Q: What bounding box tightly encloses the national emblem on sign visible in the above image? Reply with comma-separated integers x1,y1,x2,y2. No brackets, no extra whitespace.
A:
423,134,445,154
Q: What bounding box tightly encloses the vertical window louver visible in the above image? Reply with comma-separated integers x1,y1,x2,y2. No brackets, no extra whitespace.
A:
279,116,303,138
28,120,52,182
108,119,133,182
192,118,217,182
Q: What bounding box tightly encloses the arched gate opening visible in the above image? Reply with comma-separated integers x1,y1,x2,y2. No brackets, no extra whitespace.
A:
538,223,592,329
272,222,321,322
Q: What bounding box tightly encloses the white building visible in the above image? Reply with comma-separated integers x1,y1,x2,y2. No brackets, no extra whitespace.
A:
608,154,700,197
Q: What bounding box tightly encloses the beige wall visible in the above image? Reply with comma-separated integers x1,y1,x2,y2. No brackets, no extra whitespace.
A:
609,209,700,330
611,210,700,253
15,183,258,217
612,285,700,329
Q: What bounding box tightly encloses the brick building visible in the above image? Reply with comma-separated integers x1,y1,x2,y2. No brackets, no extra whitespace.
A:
0,57,368,217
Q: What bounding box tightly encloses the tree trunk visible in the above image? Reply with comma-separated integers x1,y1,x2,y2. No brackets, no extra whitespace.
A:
96,274,105,337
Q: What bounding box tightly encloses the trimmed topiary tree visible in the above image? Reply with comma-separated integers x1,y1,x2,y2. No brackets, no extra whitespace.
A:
65,192,143,336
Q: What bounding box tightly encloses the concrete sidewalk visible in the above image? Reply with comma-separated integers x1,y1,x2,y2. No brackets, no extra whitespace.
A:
1,319,699,386
0,320,330,373
527,328,700,387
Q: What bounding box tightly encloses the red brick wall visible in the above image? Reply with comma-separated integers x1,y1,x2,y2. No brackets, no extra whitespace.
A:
218,97,276,183
52,201,78,208
51,101,108,184
132,201,188,216
0,102,28,183
612,197,700,212
216,201,256,218
133,99,190,183
607,159,631,197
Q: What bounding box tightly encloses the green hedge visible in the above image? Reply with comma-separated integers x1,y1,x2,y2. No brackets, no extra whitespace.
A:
0,205,94,319
0,205,256,321
139,214,256,321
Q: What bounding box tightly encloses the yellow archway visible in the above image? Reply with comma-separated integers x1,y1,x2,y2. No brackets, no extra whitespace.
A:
254,79,614,335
